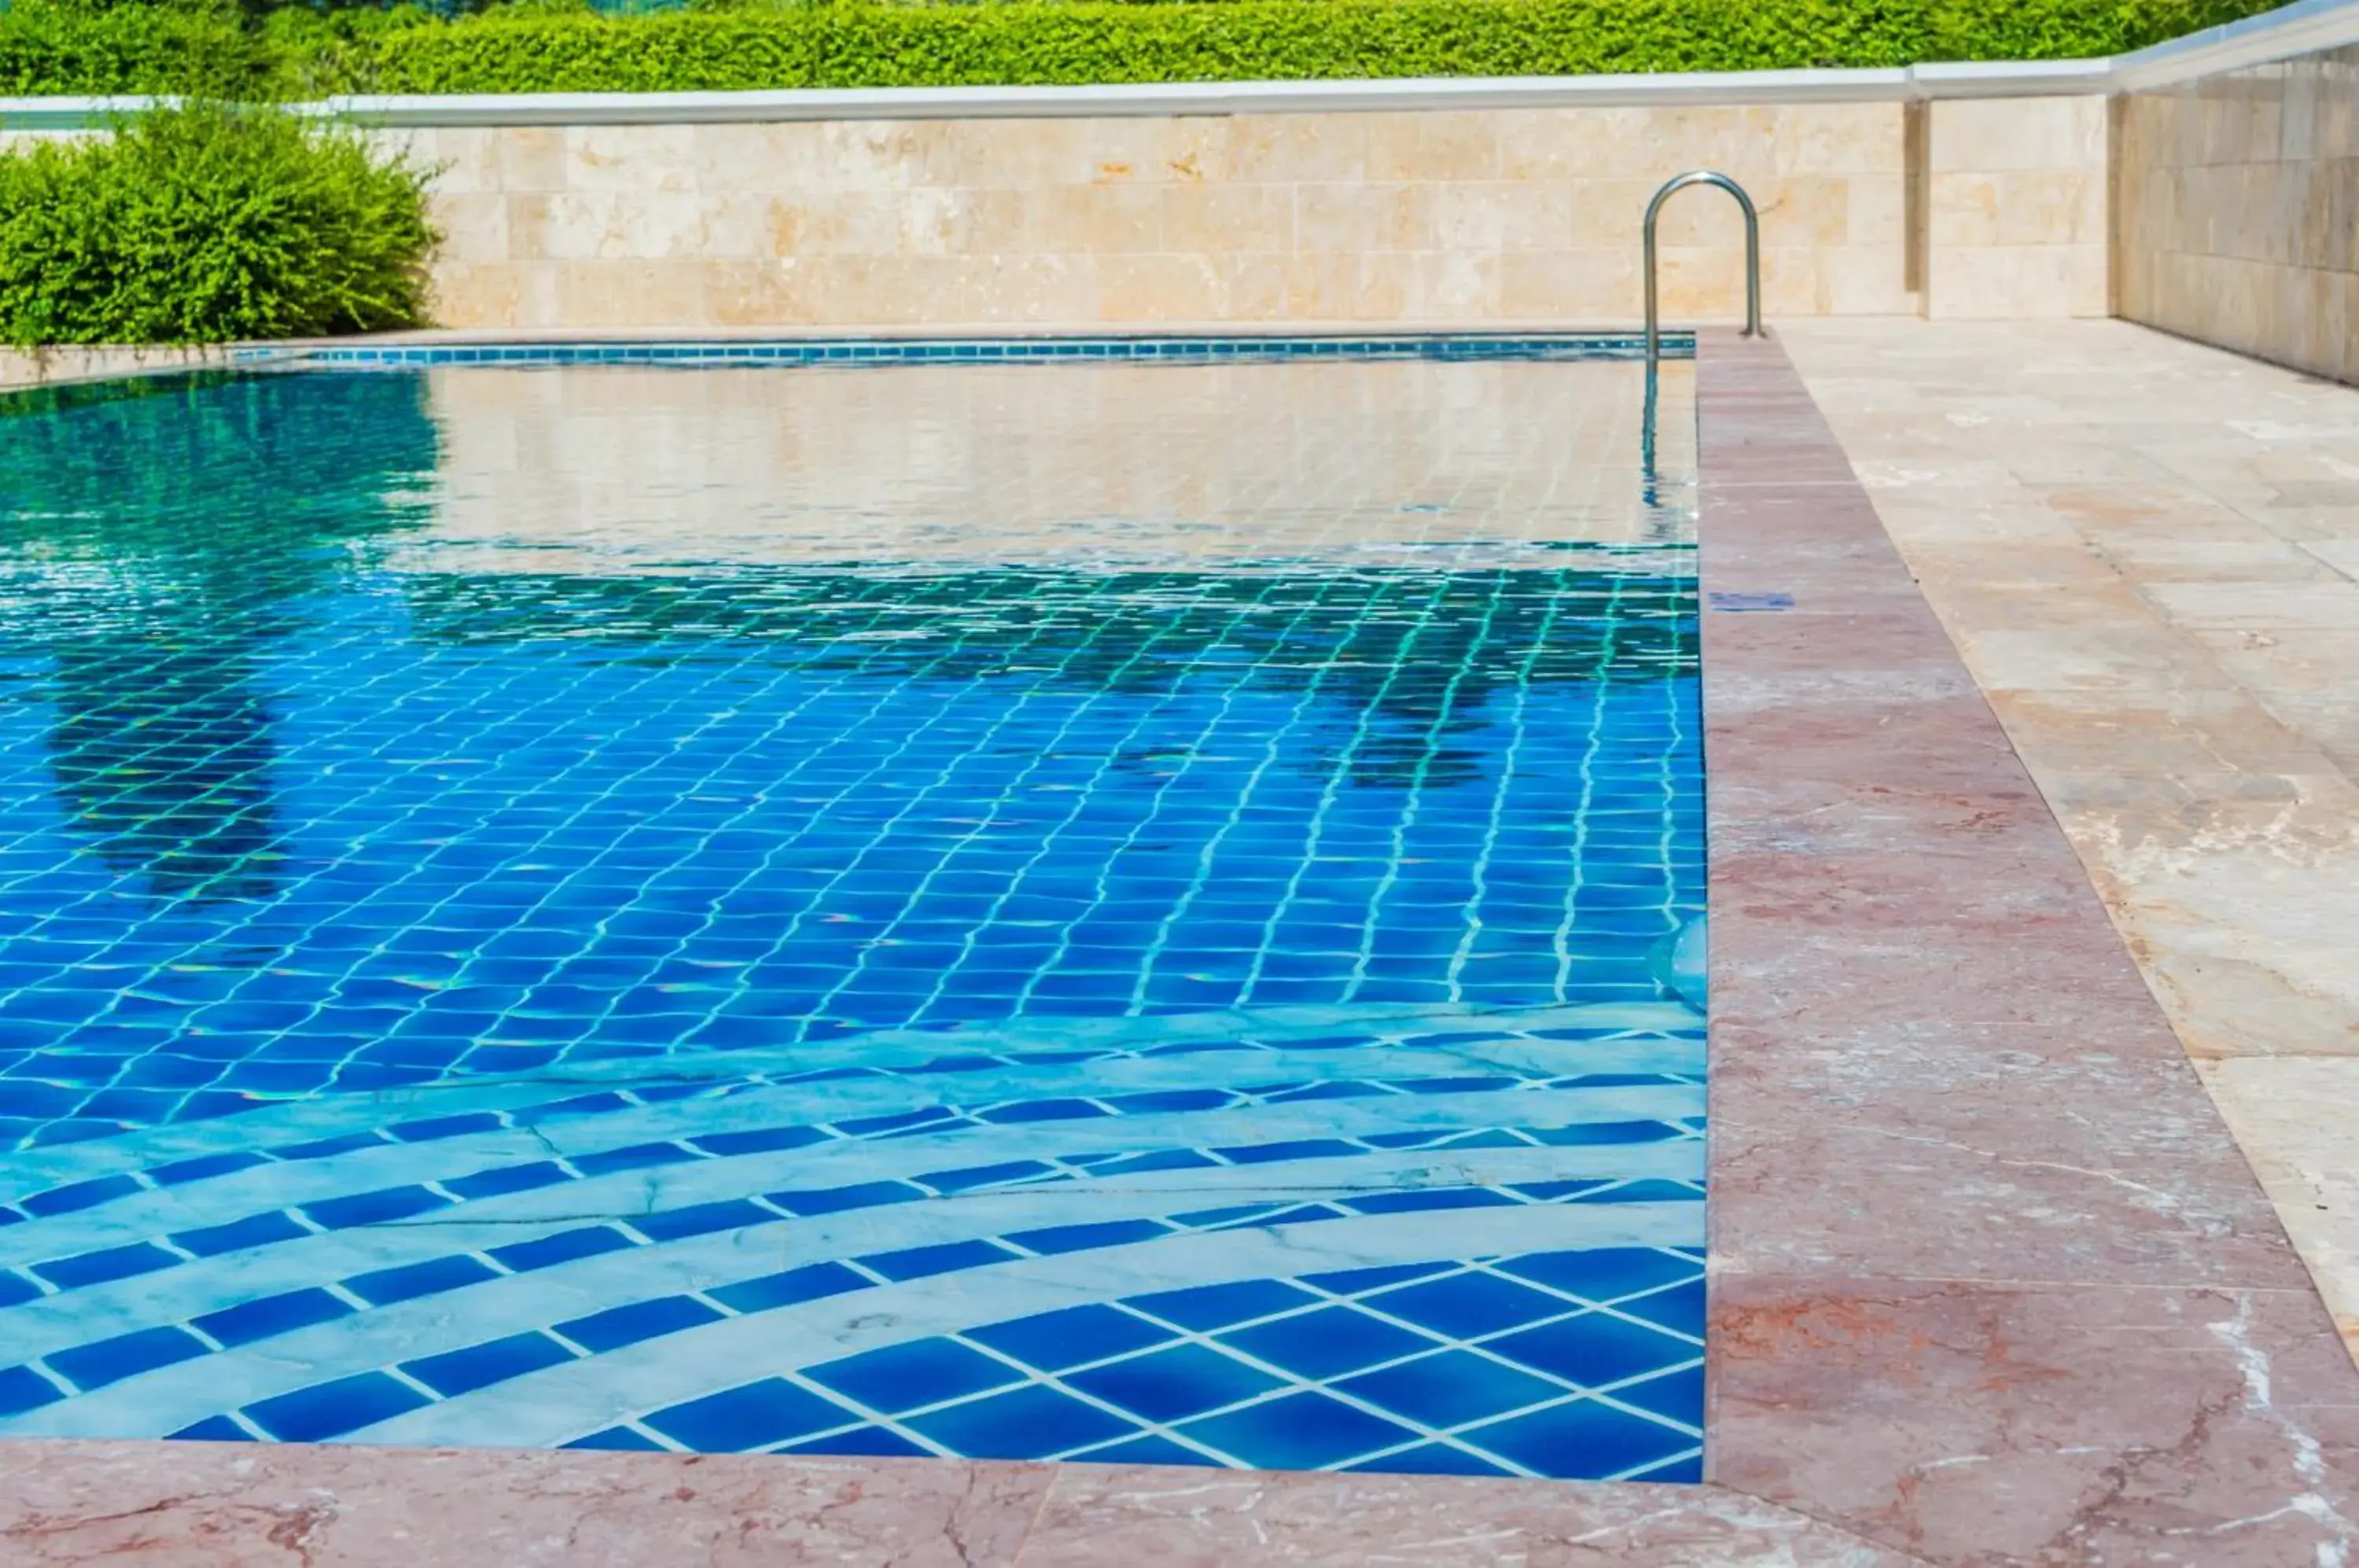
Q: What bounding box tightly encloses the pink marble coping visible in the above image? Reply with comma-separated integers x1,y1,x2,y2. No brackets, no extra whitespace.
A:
1695,332,2357,1566
2,329,2353,1566
0,1441,1908,1566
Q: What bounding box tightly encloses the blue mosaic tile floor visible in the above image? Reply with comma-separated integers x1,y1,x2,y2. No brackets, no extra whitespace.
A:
0,353,1705,1482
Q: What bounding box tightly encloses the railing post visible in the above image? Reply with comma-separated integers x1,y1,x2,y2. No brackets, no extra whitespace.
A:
1641,170,1763,480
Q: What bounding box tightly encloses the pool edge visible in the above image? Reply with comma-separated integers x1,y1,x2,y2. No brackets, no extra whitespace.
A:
1694,328,2359,1564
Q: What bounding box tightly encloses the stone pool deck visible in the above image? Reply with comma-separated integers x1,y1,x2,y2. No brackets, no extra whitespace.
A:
2,323,2355,1565
1781,318,2359,1372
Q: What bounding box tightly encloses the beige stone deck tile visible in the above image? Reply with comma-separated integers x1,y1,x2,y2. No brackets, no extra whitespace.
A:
1895,536,2120,585
1982,686,2338,776
2200,1056,2359,1361
1938,610,2235,696
2142,578,2359,629
2029,767,2359,1062
2091,532,2345,583
1863,498,2089,547
2300,537,2359,579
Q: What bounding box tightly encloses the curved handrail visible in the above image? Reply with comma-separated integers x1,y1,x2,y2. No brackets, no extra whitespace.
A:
1643,169,1762,370
1641,170,1761,482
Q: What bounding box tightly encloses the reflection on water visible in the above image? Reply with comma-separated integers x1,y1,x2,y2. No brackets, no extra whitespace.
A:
407,358,1697,571
0,360,1698,1147
0,373,440,905
48,639,285,902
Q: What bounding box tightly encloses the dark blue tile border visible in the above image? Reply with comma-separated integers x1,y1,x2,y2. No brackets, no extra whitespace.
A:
234,333,1697,373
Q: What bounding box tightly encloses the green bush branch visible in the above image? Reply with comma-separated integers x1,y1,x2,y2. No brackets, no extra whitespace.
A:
0,103,439,347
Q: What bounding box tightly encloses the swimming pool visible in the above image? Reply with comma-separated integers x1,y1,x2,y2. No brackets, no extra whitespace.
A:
0,342,1705,1481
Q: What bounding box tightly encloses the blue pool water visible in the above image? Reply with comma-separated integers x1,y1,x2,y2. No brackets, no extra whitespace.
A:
0,352,1705,1481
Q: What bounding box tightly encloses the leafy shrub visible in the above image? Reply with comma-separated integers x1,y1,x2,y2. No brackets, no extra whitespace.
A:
0,104,438,347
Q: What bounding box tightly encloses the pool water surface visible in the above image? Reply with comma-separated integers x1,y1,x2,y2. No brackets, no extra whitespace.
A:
0,348,1705,1481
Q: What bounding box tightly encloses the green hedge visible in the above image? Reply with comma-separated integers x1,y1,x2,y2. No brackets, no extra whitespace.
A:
0,4,260,95
0,103,436,345
0,0,2291,97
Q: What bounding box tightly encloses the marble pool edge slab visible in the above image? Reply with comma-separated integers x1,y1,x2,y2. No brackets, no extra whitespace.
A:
0,329,2349,1566
1695,329,2359,1567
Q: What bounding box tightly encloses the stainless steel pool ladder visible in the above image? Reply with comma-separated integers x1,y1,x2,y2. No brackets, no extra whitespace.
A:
1641,170,1763,479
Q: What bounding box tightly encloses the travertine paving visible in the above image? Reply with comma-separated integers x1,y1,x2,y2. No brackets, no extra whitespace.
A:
1783,315,2359,1366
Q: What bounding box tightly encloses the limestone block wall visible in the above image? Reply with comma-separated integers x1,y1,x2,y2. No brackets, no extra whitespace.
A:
2117,44,2359,385
402,105,1937,330
6,86,2124,333
1923,96,2111,318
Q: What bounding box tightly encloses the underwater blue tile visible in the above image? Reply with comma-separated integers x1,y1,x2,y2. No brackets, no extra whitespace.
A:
1129,1279,1320,1332
705,1261,870,1314
388,1112,506,1143
766,1180,927,1217
303,1184,451,1229
443,1161,574,1202
834,1107,959,1138
1342,1441,1512,1478
1611,1279,1706,1338
1337,1349,1566,1430
557,1295,725,1354
1003,1219,1168,1255
1217,1305,1441,1381
403,1331,576,1397
900,1382,1134,1461
1526,1120,1687,1148
1179,1390,1421,1471
0,1082,81,1121
1362,1272,1578,1340
645,1378,859,1452
804,1338,1025,1415
856,1239,1016,1282
0,1364,63,1417
920,1159,1059,1195
1570,1179,1701,1205
964,1304,1171,1373
244,1371,433,1442
565,1424,669,1452
194,1287,355,1348
1342,1189,1519,1216
278,1132,390,1161
781,1426,932,1459
630,1199,775,1242
46,1325,208,1390
1494,1248,1702,1307
1065,1344,1284,1423
690,1124,830,1158
489,1225,635,1273
72,1088,196,1124
343,1253,503,1307
1486,1311,1698,1390
1209,1138,1368,1165
34,1241,182,1290
1068,1149,1218,1179
1169,1202,1286,1231
1066,1433,1220,1468
1460,1396,1696,1479
1608,1364,1706,1426
168,1414,256,1442
20,1172,145,1217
